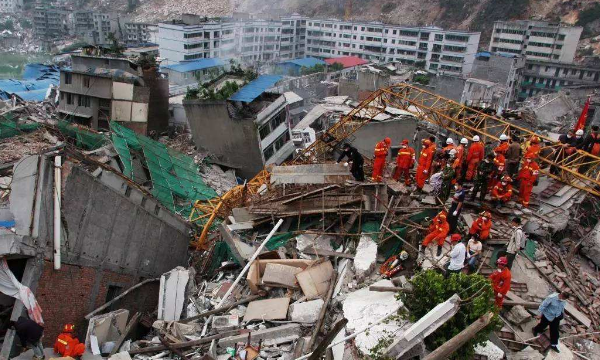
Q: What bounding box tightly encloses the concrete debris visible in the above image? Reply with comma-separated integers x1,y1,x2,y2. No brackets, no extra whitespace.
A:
475,341,505,360
295,233,335,253
509,346,545,360
289,298,324,323
243,297,291,322
505,305,532,325
353,235,378,281
157,267,190,321
296,260,335,300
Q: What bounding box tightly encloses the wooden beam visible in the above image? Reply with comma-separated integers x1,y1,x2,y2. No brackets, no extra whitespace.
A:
159,335,189,360
423,312,494,360
306,272,338,352
368,286,412,293
179,294,263,324
307,318,348,360
109,312,141,356
129,330,241,355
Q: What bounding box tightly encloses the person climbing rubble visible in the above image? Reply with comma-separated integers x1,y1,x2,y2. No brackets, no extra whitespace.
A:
517,154,540,207
10,316,44,360
470,153,495,202
469,211,492,241
416,139,435,190
465,135,484,181
489,256,511,308
504,217,524,269
421,210,449,257
337,143,365,181
533,291,569,353
491,175,513,208
393,139,415,185
372,137,391,182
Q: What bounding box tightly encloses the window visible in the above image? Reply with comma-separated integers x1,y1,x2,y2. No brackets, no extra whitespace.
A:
263,145,274,160
445,34,469,42
66,93,73,105
434,34,443,41
64,72,72,84
259,124,271,140
78,95,90,107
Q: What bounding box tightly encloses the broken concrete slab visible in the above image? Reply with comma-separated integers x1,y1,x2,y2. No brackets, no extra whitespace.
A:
544,344,574,360
108,352,132,360
218,324,302,348
158,267,190,321
289,298,324,323
353,235,377,281
262,263,302,289
474,341,504,360
295,233,334,252
85,309,129,350
247,259,313,294
270,164,351,185
212,315,239,333
296,260,334,300
243,298,291,322
385,294,461,358
508,346,544,360
505,305,532,325
343,279,403,354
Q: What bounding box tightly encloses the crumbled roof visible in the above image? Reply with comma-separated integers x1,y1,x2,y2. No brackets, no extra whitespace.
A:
0,64,60,102
228,75,283,103
162,58,225,73
324,56,369,68
65,67,144,86
280,57,326,68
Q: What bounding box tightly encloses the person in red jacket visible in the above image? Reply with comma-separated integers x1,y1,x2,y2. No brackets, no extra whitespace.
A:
490,146,507,190
453,138,467,180
54,324,85,358
465,135,484,181
525,135,541,160
491,175,513,208
421,211,450,257
416,139,435,189
489,256,511,308
517,154,540,207
393,139,416,185
469,211,492,241
372,137,391,182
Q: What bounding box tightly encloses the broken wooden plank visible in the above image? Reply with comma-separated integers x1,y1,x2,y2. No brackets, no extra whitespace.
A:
179,294,263,324
306,272,338,353
159,335,189,360
281,185,341,204
109,312,141,356
129,330,242,354
307,318,348,360
368,286,411,293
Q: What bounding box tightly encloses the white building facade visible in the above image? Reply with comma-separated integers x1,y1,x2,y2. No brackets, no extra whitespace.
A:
489,20,582,63
0,0,21,13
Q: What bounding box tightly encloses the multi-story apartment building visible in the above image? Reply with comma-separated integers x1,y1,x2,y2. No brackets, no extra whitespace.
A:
489,21,582,64
305,20,480,75
74,11,157,47
519,60,600,100
0,0,22,13
158,14,307,64
124,22,156,46
33,5,70,40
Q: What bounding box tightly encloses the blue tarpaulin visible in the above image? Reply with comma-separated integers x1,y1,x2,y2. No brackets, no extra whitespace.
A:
0,64,60,102
281,57,326,68
162,58,225,73
228,75,282,103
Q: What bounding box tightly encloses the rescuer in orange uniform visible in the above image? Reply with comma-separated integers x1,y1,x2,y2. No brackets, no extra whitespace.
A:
465,135,484,181
54,324,85,358
416,139,435,189
393,139,416,185
489,256,511,308
491,175,513,208
469,211,492,241
517,154,540,207
421,210,450,257
454,138,467,179
372,137,391,182
490,134,509,190
525,135,541,160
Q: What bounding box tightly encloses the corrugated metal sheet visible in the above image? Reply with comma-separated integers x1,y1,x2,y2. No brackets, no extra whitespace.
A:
0,64,60,102
162,58,225,73
229,75,282,103
324,56,369,68
282,57,326,68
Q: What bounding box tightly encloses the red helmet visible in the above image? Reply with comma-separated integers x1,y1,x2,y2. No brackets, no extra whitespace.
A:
525,153,535,160
531,135,540,144
423,139,432,146
63,324,75,333
451,234,462,242
481,211,492,219
402,139,409,145
501,175,512,183
497,256,508,267
384,137,391,145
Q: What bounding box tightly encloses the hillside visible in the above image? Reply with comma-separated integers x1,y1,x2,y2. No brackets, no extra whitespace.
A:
86,0,600,45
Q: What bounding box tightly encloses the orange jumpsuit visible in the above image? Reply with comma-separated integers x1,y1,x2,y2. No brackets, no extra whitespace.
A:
491,182,513,203
428,210,448,233
469,217,492,240
422,218,450,247
416,144,435,189
517,161,540,207
494,142,509,155
465,142,484,180
525,144,541,159
372,140,389,182
393,146,415,184
490,153,506,190
489,267,512,307
54,332,86,358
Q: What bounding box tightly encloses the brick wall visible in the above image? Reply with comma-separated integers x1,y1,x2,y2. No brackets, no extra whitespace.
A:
35,261,159,346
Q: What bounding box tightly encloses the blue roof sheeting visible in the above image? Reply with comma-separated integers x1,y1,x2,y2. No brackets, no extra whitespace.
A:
229,75,283,103
281,57,326,68
0,64,60,102
162,58,225,73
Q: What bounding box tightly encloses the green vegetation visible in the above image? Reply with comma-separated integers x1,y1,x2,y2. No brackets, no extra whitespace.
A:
413,74,430,85
200,81,240,100
397,270,500,360
0,19,15,31
415,60,426,69
329,62,344,72
577,3,600,37
60,42,90,53
107,32,125,56
19,18,32,29
300,63,327,75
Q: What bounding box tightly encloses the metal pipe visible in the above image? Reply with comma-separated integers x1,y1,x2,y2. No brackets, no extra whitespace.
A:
53,155,61,270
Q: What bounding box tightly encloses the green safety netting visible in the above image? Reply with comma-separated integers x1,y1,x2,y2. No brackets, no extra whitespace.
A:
57,121,108,150
0,114,41,139
110,121,218,220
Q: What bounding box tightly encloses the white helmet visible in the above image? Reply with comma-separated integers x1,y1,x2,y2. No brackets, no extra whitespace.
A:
460,138,468,145
449,149,457,156
499,134,508,141
446,138,454,145
473,135,480,142
576,129,584,136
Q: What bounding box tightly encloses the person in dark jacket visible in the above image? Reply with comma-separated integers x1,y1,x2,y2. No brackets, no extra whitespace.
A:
506,136,521,179
470,153,495,202
337,143,365,181
11,316,45,359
